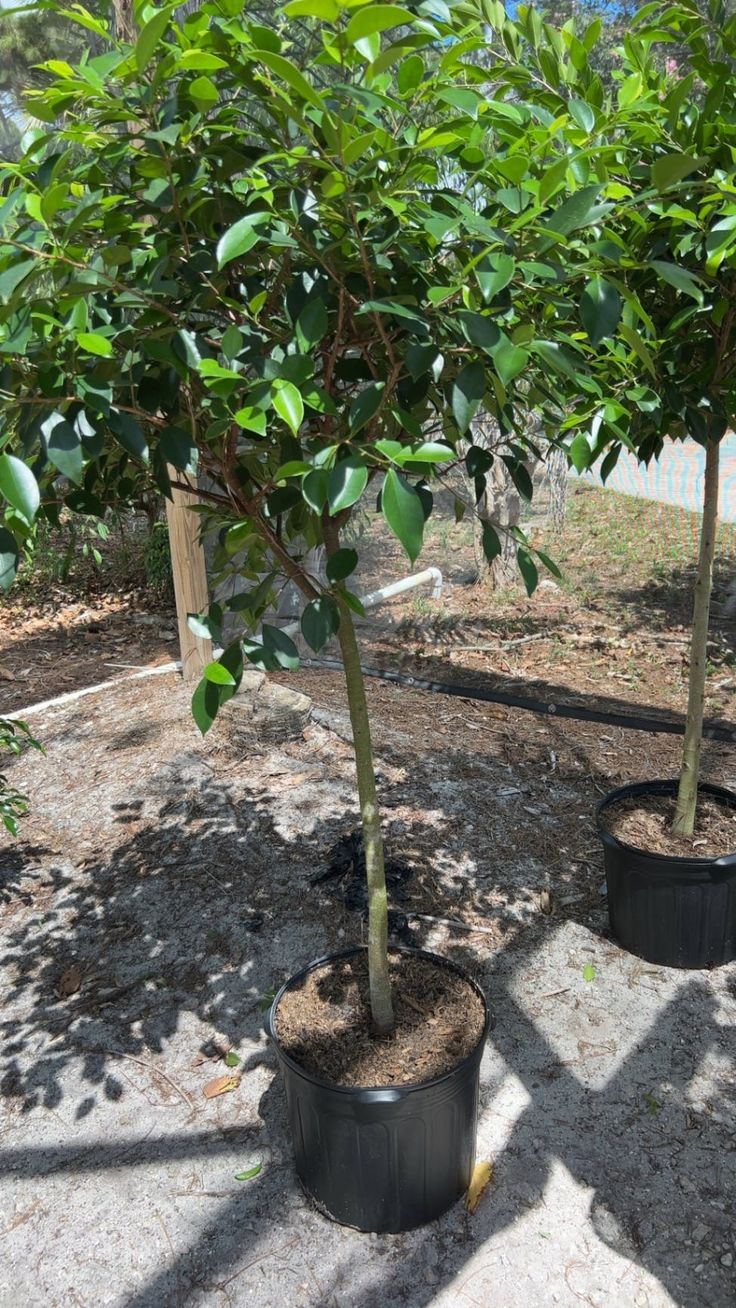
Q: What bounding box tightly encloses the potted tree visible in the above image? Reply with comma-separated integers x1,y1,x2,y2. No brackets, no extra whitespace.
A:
0,0,623,1227
563,0,736,967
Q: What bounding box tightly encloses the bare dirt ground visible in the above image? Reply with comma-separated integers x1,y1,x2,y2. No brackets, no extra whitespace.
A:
1,483,736,1308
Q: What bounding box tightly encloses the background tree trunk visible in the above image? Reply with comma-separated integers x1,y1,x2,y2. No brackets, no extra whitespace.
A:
112,0,137,41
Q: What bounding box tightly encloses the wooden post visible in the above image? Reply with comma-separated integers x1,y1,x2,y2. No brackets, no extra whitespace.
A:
165,469,212,681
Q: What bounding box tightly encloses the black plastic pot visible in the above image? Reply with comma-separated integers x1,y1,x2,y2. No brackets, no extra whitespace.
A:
597,779,736,968
266,946,489,1232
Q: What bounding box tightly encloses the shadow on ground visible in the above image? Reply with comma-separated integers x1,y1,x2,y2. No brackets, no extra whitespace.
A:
1,684,734,1307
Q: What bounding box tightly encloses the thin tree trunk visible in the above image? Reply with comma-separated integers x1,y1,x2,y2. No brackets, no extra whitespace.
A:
335,600,394,1034
673,439,720,836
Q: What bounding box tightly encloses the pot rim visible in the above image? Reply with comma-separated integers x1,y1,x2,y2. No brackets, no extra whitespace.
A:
596,778,736,867
266,944,490,1097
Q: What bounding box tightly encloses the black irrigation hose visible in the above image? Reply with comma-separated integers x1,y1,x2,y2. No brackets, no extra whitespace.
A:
300,657,736,744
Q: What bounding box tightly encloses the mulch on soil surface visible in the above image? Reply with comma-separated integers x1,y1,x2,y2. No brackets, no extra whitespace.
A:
274,951,486,1087
601,791,736,859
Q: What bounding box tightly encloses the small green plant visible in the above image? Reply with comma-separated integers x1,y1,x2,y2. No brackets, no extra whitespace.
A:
143,522,173,599
0,718,44,836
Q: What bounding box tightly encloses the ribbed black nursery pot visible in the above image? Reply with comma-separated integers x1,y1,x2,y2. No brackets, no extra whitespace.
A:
597,780,736,969
266,946,489,1233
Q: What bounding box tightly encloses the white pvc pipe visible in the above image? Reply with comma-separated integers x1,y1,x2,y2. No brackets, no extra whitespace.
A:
8,569,444,721
5,660,181,721
280,566,444,638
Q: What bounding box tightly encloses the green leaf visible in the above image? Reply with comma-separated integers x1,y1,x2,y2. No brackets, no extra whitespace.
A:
618,72,642,108
651,153,704,190
262,624,300,670
504,458,533,502
494,341,529,386
0,455,39,522
0,259,36,301
41,413,83,484
346,5,415,45
233,407,267,436
273,382,304,435
234,1163,262,1181
222,327,244,363
481,522,501,563
204,660,236,686
349,382,384,434
357,299,427,333
160,427,198,474
302,469,328,512
326,548,358,583
76,332,113,357
189,75,219,109
568,98,595,132
178,49,228,70
301,595,340,652
382,468,424,564
516,547,538,596
452,362,485,434
401,442,454,464
599,445,621,484
216,212,271,268
250,50,323,110
649,260,704,304
568,432,593,473
188,608,221,641
536,548,562,579
542,184,603,237
135,6,173,71
579,278,622,347
582,963,596,982
192,677,221,735
0,527,19,592
327,456,368,513
225,1051,241,1067
458,312,500,351
341,588,366,618
397,52,423,95
405,344,443,382
618,324,656,379
109,412,149,462
475,253,515,303
285,0,339,15
530,341,583,383
296,298,328,352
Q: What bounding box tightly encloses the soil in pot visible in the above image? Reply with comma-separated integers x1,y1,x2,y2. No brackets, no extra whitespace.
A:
600,791,736,859
275,951,486,1088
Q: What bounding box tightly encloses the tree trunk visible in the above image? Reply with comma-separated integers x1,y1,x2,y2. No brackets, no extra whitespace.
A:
320,508,394,1035
673,439,720,836
112,0,138,41
484,457,522,588
334,601,394,1034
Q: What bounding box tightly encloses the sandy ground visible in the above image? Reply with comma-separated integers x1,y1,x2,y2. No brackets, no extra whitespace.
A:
1,669,735,1308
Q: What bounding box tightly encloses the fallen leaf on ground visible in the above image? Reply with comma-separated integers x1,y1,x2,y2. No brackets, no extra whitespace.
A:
0,665,16,681
234,1163,262,1181
58,966,82,998
465,1161,494,1214
225,1051,241,1068
203,1074,241,1099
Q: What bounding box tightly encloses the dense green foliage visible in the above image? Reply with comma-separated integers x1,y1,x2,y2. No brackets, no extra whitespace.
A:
2,0,735,939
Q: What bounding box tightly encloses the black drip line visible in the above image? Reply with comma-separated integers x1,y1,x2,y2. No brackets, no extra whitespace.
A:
299,658,736,744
